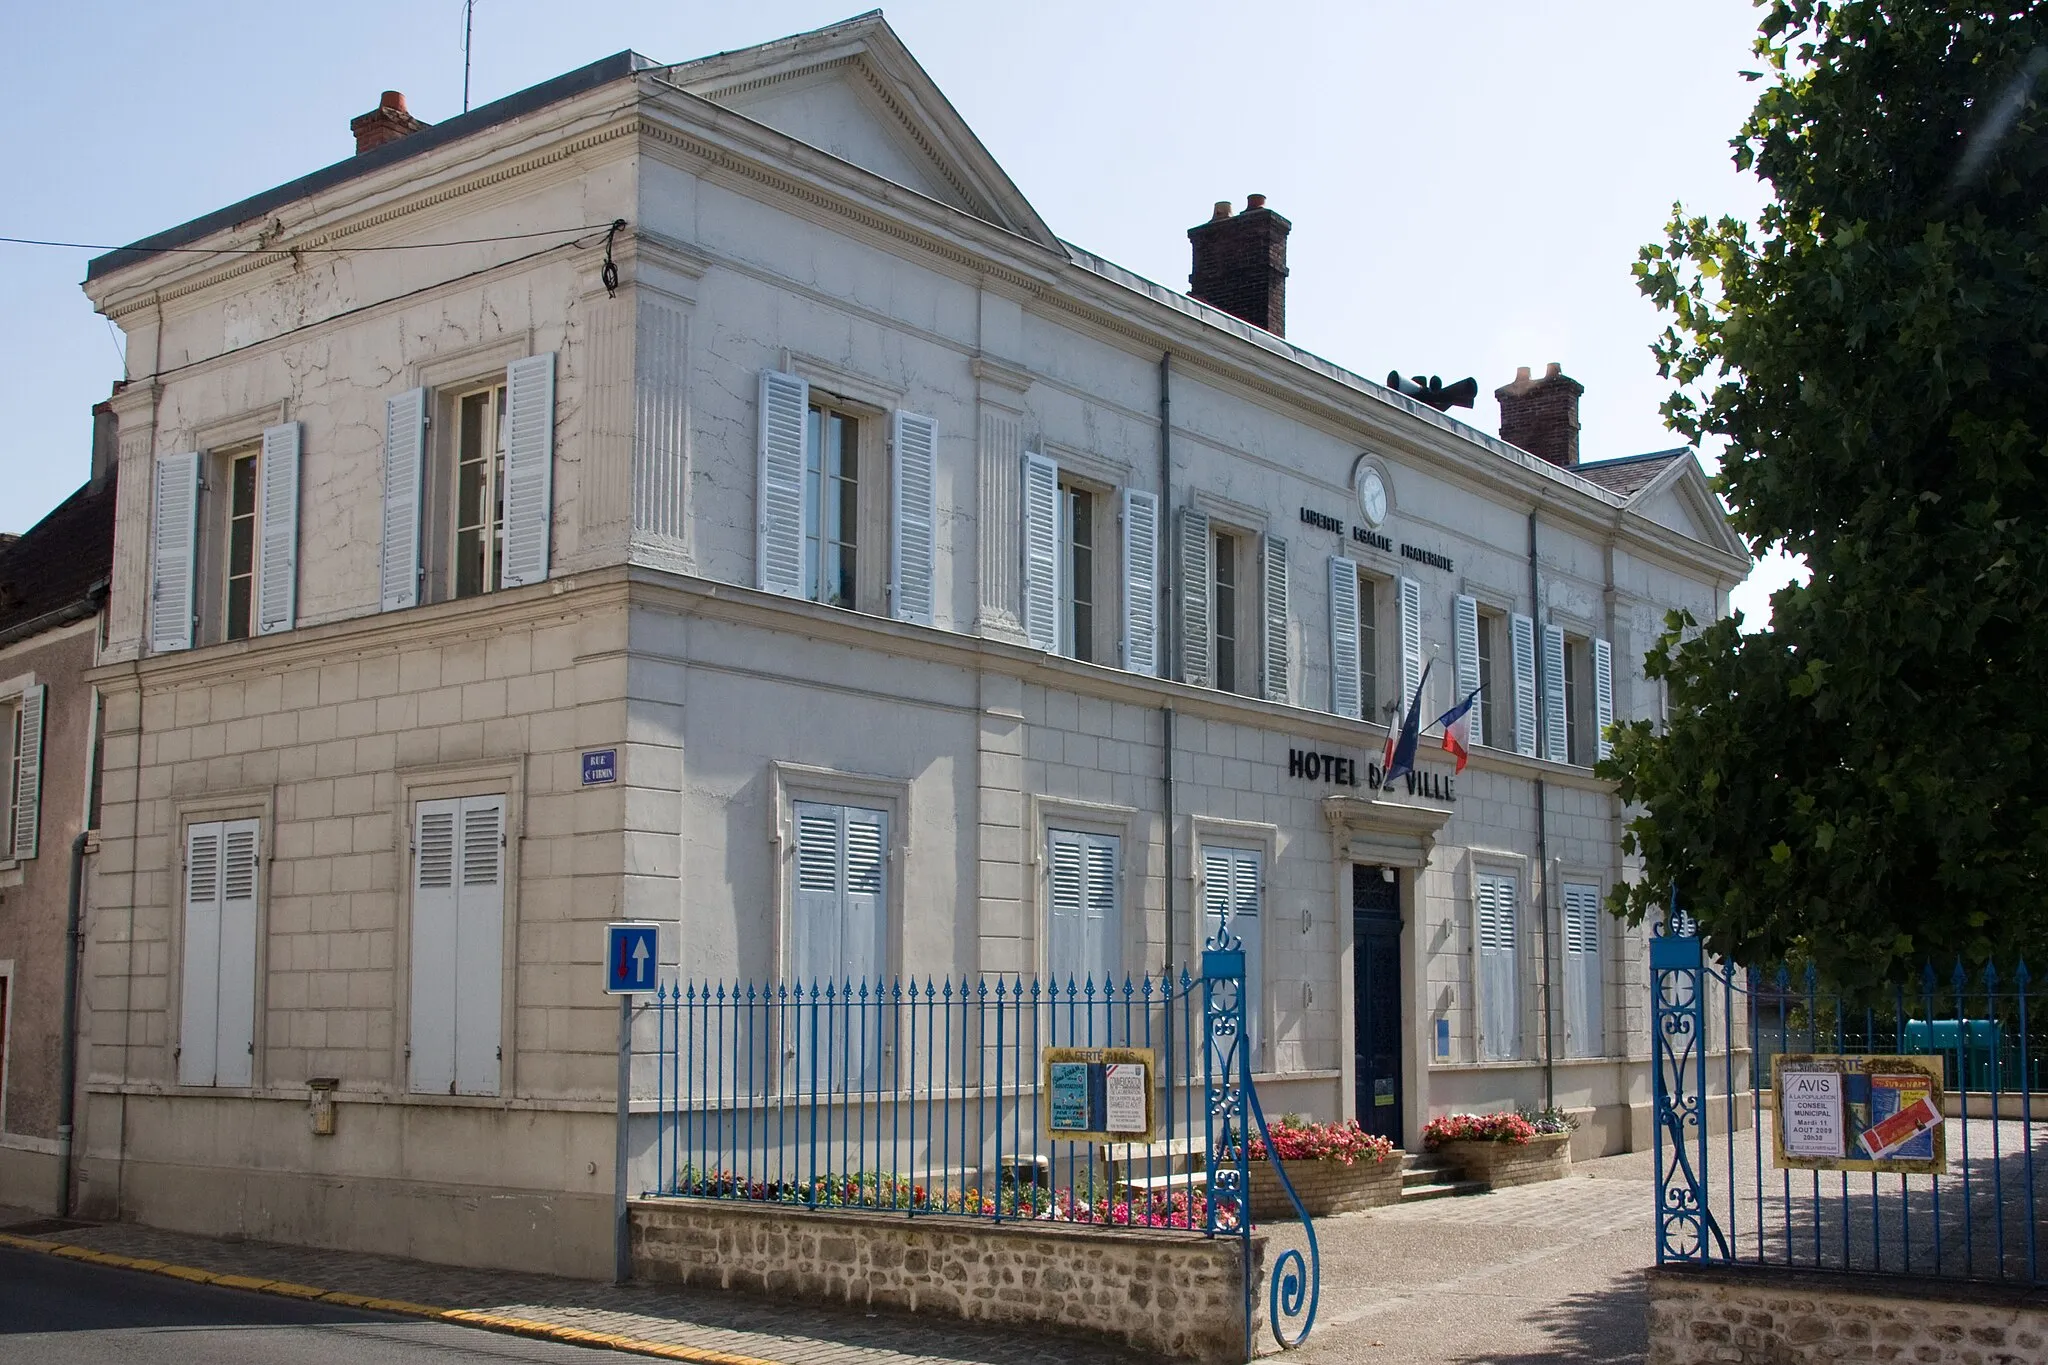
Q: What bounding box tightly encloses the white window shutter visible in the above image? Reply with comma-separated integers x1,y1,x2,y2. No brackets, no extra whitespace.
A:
1476,873,1520,1061
840,807,887,989
214,819,261,1087
1120,488,1160,676
12,683,44,860
1019,452,1060,652
1261,536,1289,704
255,423,301,635
178,823,224,1086
380,389,427,612
1564,881,1604,1058
1046,830,1086,986
890,410,938,626
1593,638,1615,761
149,451,200,653
409,799,460,1095
790,803,841,987
454,796,505,1095
757,370,809,598
1179,508,1212,687
500,353,555,589
1510,613,1538,758
1084,834,1119,984
1542,624,1568,762
1201,846,1262,1051
1327,558,1361,720
1397,576,1424,712
1453,595,1482,748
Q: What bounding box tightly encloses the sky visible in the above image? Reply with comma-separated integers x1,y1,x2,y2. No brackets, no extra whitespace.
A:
0,0,1803,620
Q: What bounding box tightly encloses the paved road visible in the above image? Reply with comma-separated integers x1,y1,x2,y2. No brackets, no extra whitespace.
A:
0,1246,610,1365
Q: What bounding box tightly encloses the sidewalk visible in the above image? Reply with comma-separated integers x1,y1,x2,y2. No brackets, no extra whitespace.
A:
0,1206,1148,1365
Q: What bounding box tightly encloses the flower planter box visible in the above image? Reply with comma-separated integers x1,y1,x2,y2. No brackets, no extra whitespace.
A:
1247,1153,1403,1219
1434,1132,1571,1189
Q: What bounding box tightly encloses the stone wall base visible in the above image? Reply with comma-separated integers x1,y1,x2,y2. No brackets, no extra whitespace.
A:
1248,1155,1401,1219
0,1144,62,1215
1647,1264,2048,1365
631,1197,1263,1364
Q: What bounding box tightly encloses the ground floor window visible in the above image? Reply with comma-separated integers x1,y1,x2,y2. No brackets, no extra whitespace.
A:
409,795,504,1096
1563,880,1604,1057
1045,828,1120,986
1201,844,1263,1049
179,818,261,1087
791,801,888,986
1475,871,1520,1061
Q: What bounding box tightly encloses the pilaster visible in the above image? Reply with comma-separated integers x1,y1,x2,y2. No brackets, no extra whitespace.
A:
971,355,1031,645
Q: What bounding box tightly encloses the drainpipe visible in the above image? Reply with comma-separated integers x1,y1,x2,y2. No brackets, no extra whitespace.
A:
1159,351,1177,971
58,830,89,1217
1529,511,1556,1111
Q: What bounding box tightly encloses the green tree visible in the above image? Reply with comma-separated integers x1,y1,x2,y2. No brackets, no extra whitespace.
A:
1607,1,2048,991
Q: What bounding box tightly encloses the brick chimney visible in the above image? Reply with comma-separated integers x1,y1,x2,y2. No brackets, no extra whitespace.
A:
1495,362,1584,467
350,91,429,155
1188,195,1292,336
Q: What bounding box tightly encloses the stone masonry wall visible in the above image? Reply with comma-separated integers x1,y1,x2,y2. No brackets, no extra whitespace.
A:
631,1198,1263,1364
1647,1265,2047,1365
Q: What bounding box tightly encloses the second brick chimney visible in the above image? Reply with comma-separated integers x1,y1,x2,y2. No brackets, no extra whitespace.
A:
1495,362,1584,467
351,91,429,155
1188,195,1292,336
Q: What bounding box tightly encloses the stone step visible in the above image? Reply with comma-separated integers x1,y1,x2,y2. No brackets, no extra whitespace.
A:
1399,1179,1488,1203
1400,1165,1459,1189
1400,1153,1454,1173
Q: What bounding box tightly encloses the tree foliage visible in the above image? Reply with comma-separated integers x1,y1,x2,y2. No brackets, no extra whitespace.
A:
1605,1,2048,990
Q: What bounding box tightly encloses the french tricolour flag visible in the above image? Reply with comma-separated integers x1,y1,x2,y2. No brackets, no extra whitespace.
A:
1434,687,1482,774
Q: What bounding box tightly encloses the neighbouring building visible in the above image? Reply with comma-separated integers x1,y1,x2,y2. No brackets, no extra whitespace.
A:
0,403,117,1211
74,13,1748,1274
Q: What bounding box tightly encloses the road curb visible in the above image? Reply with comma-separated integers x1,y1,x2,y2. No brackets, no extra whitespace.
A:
0,1231,782,1365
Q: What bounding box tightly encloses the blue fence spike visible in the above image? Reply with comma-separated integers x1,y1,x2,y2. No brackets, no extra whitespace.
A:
1953,958,1968,992
1923,961,1938,992
2019,959,2032,987
1985,961,2000,991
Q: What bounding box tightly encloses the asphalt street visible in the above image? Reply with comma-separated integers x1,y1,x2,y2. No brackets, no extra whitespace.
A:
0,1246,613,1365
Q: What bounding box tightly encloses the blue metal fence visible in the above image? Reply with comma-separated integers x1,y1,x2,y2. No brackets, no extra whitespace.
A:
1653,914,2047,1286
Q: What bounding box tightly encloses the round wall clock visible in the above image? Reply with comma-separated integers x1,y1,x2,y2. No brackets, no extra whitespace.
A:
1357,465,1389,528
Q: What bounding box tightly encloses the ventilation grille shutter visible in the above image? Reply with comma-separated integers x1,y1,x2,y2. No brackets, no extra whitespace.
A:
1327,559,1361,720
889,410,938,626
757,371,809,597
1120,488,1160,676
499,354,556,589
1453,594,1482,747
1020,453,1060,651
1398,576,1424,713
1179,509,1212,687
1261,536,1289,703
1510,613,1538,757
150,452,200,653
1593,638,1615,761
12,684,44,860
380,389,427,611
256,422,301,634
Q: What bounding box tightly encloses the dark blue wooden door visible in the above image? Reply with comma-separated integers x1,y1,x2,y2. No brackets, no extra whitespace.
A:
1353,864,1404,1144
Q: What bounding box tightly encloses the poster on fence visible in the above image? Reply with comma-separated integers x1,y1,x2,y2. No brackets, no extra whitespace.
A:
1771,1054,1947,1174
1041,1047,1156,1143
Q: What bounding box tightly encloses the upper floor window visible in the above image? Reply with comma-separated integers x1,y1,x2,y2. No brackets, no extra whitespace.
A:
1183,510,1287,702
1,684,44,862
1539,625,1615,766
452,382,509,600
1214,529,1244,694
1060,482,1100,663
1019,453,1158,672
1564,635,1585,764
1359,573,1382,719
804,402,862,610
1476,607,1503,745
222,446,260,641
148,424,300,653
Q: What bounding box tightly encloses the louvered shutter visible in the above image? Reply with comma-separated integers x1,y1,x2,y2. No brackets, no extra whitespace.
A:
890,411,938,626
454,796,505,1095
1476,873,1520,1061
1328,559,1361,720
1261,536,1289,703
1453,595,1483,747
757,371,809,598
1563,881,1604,1058
1397,576,1424,714
380,389,427,611
12,684,44,860
841,807,887,989
409,799,460,1094
1593,638,1615,761
150,451,200,653
1542,624,1568,762
498,354,556,589
1019,452,1060,651
1510,613,1538,757
178,824,224,1086
1179,509,1212,686
1202,846,1262,1052
1047,830,1087,986
214,819,260,1087
1084,835,1119,983
1120,489,1160,675
791,802,841,987
256,423,300,635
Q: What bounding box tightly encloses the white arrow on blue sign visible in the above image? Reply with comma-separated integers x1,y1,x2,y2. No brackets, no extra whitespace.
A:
604,922,661,994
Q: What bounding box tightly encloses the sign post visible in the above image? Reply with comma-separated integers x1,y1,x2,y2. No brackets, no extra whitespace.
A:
605,922,661,1285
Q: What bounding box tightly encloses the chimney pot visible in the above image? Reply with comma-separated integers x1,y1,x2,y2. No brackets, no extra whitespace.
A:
1495,362,1585,467
1188,196,1292,336
351,89,430,156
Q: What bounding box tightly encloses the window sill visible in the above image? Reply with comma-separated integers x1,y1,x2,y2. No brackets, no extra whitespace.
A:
83,1080,614,1114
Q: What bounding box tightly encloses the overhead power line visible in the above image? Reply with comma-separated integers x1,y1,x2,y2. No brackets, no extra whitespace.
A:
0,223,624,257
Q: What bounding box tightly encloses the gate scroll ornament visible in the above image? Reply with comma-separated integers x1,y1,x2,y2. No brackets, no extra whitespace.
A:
1649,890,1730,1263
1203,924,1321,1354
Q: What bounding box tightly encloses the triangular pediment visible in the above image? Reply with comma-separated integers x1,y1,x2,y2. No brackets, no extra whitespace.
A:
663,13,1058,247
1625,456,1750,562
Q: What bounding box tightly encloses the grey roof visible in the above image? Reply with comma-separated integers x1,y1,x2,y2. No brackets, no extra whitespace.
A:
87,51,656,282
1575,448,1690,498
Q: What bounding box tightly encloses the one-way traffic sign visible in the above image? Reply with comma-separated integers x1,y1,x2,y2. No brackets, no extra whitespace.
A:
604,922,660,994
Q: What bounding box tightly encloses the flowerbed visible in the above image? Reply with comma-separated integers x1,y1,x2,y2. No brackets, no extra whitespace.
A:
1422,1110,1573,1189
675,1167,1235,1229
1423,1110,1539,1147
1244,1115,1395,1165
1235,1117,1401,1218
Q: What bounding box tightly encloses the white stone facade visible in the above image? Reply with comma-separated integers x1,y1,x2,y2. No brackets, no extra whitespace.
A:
75,16,1747,1273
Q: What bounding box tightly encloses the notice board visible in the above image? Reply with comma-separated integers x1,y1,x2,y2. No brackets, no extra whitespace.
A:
1041,1047,1155,1143
1771,1053,1947,1175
